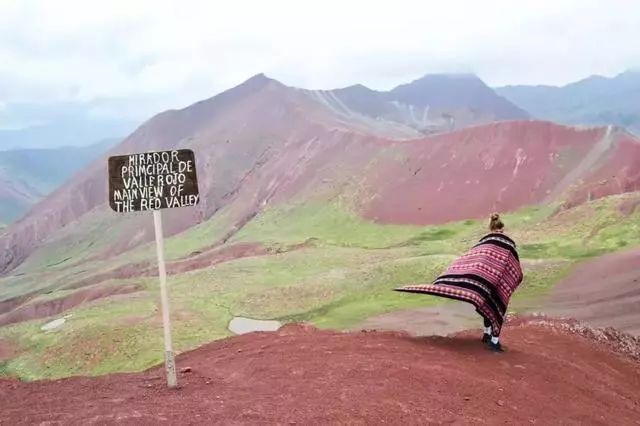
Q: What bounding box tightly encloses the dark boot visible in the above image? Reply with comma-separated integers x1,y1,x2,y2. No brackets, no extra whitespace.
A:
482,333,491,344
488,341,504,352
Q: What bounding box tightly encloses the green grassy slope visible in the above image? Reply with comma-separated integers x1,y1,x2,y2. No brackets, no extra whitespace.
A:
0,192,638,380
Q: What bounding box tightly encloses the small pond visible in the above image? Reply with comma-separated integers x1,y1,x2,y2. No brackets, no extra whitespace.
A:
228,317,282,335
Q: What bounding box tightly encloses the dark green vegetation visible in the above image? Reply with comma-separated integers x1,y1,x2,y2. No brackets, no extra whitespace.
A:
496,70,640,134
0,192,638,380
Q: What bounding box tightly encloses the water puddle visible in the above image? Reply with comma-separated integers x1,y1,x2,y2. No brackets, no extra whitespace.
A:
41,314,72,332
41,318,66,331
228,317,281,335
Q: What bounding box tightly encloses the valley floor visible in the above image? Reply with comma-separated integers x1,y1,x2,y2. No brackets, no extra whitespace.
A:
0,192,639,380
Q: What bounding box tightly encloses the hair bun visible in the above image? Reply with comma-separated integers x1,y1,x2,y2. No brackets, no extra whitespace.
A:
490,212,500,221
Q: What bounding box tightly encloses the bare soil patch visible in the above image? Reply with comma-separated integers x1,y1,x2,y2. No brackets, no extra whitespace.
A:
543,248,640,335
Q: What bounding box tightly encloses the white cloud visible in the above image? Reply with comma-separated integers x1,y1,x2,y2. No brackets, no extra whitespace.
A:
0,0,639,119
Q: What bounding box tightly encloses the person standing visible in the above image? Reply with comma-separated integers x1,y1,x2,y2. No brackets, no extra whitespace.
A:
395,213,523,352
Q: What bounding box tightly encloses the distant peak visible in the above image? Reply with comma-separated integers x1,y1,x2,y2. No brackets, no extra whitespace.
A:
392,73,488,93
248,72,270,81
583,74,607,81
242,72,276,85
620,68,640,76
417,73,481,81
347,83,369,90
335,83,375,92
229,72,282,93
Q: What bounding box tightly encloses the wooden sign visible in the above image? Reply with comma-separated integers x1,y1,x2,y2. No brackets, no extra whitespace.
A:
107,148,201,389
108,149,199,213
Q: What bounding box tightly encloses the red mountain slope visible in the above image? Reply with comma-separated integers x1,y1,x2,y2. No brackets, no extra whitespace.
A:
0,75,345,273
361,122,640,224
1,75,639,274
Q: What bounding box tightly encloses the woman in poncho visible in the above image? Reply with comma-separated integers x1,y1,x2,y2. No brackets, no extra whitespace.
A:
395,213,523,352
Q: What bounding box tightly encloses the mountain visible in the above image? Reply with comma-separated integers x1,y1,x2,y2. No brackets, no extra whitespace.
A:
305,73,529,136
0,139,118,223
0,175,39,225
496,70,640,134
390,73,529,119
0,74,638,275
1,73,640,388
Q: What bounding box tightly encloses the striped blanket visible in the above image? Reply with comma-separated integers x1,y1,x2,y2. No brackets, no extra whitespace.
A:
395,233,523,336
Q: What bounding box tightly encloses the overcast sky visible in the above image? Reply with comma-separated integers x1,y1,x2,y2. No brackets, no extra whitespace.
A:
1,0,639,120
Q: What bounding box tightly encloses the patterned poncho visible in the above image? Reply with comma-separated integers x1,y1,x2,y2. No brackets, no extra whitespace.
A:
395,232,523,336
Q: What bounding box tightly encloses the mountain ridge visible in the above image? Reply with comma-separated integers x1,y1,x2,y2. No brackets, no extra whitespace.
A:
496,69,640,134
307,73,529,135
0,139,118,223
1,73,639,275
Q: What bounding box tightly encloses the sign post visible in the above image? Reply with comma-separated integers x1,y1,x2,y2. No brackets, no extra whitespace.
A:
153,209,177,388
108,149,200,389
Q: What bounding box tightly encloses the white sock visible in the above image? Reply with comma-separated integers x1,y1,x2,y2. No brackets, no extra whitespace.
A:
491,336,499,344
484,326,492,334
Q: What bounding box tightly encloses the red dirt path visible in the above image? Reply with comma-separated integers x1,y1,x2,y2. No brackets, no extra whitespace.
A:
2,320,639,425
0,339,15,362
544,247,640,335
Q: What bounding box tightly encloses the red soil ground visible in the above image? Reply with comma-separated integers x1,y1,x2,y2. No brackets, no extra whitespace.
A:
167,242,268,275
544,247,640,335
2,319,639,425
0,339,15,362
